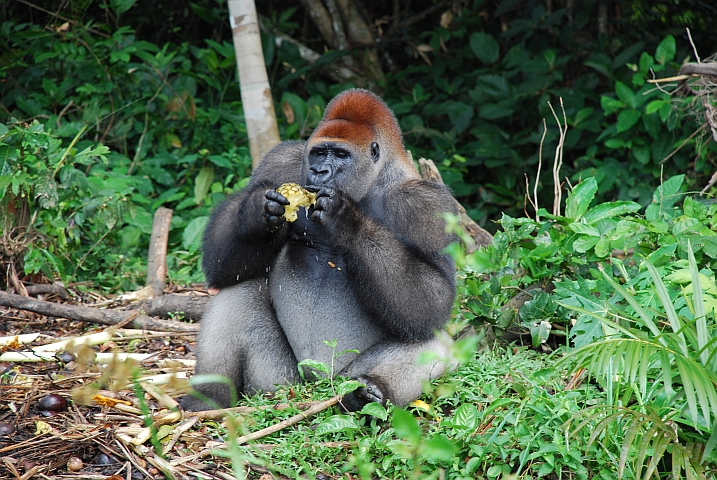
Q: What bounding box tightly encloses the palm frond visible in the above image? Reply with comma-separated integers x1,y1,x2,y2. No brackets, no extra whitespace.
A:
688,240,710,367
646,260,689,356
568,405,706,480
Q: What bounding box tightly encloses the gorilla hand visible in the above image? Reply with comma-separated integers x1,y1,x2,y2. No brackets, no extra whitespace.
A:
310,186,346,223
264,190,289,230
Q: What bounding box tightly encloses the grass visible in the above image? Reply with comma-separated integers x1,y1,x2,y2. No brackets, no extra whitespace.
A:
207,346,614,480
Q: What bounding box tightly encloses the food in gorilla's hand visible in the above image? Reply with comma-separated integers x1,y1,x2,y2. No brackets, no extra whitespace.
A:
276,183,317,222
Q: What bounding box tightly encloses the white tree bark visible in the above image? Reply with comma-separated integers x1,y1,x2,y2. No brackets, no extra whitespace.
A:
228,0,281,168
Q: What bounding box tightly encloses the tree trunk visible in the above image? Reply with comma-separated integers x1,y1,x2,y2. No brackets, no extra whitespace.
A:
298,0,385,87
228,0,281,168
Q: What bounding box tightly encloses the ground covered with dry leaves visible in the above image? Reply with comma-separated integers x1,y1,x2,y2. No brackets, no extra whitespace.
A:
0,293,335,480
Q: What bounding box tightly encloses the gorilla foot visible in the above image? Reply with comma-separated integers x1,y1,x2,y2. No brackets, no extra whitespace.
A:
340,377,385,412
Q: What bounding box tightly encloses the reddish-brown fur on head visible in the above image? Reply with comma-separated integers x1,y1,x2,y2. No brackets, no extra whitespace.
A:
309,89,403,148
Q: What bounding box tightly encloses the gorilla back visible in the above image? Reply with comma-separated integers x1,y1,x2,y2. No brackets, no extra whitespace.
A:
181,89,458,412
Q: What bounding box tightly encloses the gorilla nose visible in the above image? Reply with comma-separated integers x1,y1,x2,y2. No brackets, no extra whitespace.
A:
308,166,332,185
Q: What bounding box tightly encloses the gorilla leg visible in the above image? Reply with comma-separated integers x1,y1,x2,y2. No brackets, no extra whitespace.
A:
338,333,452,412
181,280,299,411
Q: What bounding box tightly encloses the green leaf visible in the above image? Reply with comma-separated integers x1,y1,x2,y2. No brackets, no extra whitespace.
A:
568,223,600,236
111,0,138,16
453,404,479,430
616,109,641,133
573,236,599,253
604,138,625,149
632,143,650,164
182,216,208,251
478,103,513,120
650,175,684,213
646,99,669,115
687,241,709,367
600,96,624,115
469,32,500,64
655,35,676,65
565,177,597,220
574,107,594,126
392,408,422,444
336,379,364,396
360,402,388,420
615,82,637,108
194,166,214,205
297,358,331,377
422,434,456,462
583,201,641,224
315,415,360,435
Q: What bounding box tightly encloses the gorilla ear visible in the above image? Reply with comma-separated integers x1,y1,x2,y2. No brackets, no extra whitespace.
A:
370,142,380,162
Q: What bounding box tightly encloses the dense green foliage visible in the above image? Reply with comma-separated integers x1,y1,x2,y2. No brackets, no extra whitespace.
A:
2,1,716,290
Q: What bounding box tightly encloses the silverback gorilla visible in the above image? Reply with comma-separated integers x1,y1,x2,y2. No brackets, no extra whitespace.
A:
181,89,458,412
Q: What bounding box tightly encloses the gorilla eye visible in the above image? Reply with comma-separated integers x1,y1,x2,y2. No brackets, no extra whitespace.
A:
370,142,380,162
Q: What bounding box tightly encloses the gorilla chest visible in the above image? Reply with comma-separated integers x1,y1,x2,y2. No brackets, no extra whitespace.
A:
268,222,382,367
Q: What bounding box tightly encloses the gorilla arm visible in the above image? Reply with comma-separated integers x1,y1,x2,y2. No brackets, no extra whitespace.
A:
201,141,304,289
312,179,458,341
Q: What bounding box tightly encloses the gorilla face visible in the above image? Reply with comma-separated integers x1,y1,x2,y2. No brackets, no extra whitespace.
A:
305,141,379,201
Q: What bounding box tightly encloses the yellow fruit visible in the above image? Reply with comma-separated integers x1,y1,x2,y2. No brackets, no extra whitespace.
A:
276,183,317,222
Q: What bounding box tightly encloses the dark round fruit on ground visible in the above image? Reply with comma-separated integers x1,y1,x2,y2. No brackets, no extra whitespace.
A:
0,422,15,436
38,393,68,414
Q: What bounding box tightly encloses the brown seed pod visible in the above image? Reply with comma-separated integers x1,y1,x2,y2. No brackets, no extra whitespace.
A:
67,457,83,472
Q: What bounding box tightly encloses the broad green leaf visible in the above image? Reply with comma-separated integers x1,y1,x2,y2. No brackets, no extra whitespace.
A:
594,237,611,257
478,103,513,120
565,177,597,220
600,96,624,115
297,358,331,377
646,99,669,115
111,0,138,15
655,35,676,65
650,174,684,211
568,223,600,236
360,402,388,420
583,201,641,224
336,379,364,396
453,404,480,430
604,138,625,149
573,236,599,253
194,166,214,205
615,82,637,108
422,434,456,462
391,408,422,444
616,109,641,132
182,216,208,251
632,144,650,164
469,32,500,64
574,107,594,126
315,415,360,435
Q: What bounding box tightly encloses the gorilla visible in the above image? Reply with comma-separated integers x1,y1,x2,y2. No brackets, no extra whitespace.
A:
181,88,457,412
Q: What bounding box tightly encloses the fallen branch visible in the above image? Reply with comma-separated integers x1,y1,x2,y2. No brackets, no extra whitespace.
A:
232,395,340,446
140,293,211,321
0,290,199,333
188,399,333,422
